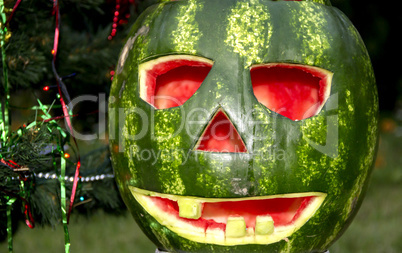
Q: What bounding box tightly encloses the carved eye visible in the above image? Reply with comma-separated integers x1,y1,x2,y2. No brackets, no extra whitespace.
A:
139,55,213,109
251,63,333,121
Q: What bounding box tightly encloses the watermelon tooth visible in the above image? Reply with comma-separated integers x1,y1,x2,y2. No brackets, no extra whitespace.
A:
177,198,203,219
255,215,275,235
225,216,247,238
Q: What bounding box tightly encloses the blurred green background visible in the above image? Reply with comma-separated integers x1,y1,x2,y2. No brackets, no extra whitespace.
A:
1,0,401,252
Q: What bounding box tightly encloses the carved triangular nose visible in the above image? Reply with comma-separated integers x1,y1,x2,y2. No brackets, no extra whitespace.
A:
194,109,248,153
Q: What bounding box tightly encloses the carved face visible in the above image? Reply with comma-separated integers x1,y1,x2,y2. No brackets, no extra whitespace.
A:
109,0,378,252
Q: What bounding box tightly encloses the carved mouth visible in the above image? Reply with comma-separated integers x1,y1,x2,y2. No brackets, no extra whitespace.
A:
130,187,326,245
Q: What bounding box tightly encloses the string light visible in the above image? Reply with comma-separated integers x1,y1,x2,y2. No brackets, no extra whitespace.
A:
108,0,120,40
26,172,115,182
42,85,58,91
108,0,134,40
64,153,70,159
9,172,115,183
110,70,115,81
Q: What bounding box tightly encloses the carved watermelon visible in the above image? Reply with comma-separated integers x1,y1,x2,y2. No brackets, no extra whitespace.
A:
109,0,379,252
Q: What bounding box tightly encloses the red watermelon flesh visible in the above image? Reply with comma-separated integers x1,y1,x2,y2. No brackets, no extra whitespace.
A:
140,58,212,109
195,110,248,153
141,60,331,121
251,63,332,121
150,195,315,231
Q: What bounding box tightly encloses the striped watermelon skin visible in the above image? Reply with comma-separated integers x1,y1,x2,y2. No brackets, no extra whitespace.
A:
109,0,379,252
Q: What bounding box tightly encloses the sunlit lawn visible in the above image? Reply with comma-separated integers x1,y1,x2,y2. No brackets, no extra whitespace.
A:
1,130,401,253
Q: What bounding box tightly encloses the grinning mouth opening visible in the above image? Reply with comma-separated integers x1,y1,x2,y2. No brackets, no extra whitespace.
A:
130,187,326,245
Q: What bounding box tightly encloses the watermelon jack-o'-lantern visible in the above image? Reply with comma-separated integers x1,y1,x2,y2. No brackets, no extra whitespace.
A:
109,0,379,252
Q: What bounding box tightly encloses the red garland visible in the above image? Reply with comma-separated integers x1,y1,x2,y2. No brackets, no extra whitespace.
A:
51,0,81,224
5,0,22,26
108,0,135,40
0,158,35,229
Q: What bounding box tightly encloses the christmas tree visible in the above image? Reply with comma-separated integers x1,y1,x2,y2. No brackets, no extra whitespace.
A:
0,0,157,252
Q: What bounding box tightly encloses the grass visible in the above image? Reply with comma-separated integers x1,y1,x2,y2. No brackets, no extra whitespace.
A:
1,131,401,253
6,212,155,253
